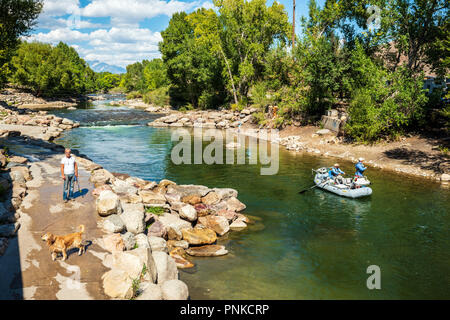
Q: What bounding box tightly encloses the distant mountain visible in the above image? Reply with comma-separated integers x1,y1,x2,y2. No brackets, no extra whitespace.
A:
87,60,126,74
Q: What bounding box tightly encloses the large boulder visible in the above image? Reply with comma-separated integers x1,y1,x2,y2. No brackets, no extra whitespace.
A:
181,227,217,245
90,169,115,186
212,188,238,200
157,213,192,240
102,269,133,299
201,192,220,205
135,233,150,249
120,232,136,250
152,251,179,284
181,194,202,205
147,220,167,238
102,214,125,233
186,245,228,257
138,190,166,205
161,279,189,300
148,236,168,253
112,248,157,283
178,204,197,222
120,206,145,234
214,209,237,222
225,197,246,212
102,233,125,252
112,179,138,195
198,215,230,236
169,248,194,269
136,282,163,300
167,184,210,198
96,190,121,217
92,184,112,197
194,203,210,217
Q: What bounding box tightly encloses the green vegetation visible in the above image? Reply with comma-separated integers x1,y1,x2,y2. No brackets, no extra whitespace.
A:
145,206,165,216
0,0,42,87
1,0,448,142
9,41,96,96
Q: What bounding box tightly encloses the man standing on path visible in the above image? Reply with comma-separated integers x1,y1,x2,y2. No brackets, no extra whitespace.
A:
61,148,78,203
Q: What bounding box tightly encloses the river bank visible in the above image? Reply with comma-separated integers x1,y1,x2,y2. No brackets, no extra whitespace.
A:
145,107,450,184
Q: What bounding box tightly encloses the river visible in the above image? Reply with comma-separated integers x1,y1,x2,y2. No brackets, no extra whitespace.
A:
51,97,449,299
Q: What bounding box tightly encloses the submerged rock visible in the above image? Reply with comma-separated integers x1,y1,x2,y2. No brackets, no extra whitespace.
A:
186,244,228,257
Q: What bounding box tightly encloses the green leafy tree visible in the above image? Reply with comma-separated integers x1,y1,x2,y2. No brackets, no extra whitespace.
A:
0,0,42,87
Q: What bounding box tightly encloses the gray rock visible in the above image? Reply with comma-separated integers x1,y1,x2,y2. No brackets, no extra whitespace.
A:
161,279,189,300
166,184,210,198
152,251,178,284
120,232,136,250
148,236,168,253
178,204,197,222
136,282,163,300
102,214,125,233
135,233,151,249
120,206,145,234
157,213,192,240
212,187,238,200
96,190,121,217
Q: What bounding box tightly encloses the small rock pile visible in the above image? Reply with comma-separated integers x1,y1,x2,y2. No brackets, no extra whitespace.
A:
147,108,258,129
87,163,249,300
0,88,80,108
0,151,31,255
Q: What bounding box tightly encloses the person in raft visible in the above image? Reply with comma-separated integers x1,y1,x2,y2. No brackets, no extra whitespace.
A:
61,148,78,203
328,163,345,184
355,157,367,177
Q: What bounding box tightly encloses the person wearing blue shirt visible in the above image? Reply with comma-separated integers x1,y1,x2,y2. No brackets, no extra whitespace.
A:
355,157,367,177
328,163,345,184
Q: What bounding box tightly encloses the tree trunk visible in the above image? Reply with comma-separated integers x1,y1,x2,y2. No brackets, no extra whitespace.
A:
220,46,238,105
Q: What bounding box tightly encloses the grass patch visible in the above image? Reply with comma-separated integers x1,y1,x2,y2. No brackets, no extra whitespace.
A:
145,206,165,216
130,264,148,300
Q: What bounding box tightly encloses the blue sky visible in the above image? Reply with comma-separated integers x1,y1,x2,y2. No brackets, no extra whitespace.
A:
25,0,325,68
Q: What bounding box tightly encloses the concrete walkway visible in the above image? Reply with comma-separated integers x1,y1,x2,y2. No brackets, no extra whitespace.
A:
0,147,108,299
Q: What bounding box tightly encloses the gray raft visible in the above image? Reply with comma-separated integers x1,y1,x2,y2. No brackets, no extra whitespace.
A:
314,167,372,198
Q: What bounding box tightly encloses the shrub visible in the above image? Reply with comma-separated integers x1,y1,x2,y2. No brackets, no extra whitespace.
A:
126,91,142,100
142,86,170,106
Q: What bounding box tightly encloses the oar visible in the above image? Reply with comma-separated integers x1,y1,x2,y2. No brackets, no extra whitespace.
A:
298,180,328,194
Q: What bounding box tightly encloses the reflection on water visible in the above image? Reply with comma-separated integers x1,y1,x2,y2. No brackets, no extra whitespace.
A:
52,99,450,299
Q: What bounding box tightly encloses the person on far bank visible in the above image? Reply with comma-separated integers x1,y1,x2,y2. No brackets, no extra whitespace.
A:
355,157,367,178
61,148,78,203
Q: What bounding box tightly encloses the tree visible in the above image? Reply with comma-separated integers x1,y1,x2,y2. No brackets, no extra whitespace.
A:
160,10,226,108
188,0,291,105
143,58,168,91
0,0,42,87
10,41,96,96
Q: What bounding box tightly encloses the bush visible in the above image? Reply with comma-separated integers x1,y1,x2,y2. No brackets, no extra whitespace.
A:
142,86,170,106
126,91,142,100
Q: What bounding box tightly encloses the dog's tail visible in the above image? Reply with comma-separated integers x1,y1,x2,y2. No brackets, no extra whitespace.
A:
78,224,85,234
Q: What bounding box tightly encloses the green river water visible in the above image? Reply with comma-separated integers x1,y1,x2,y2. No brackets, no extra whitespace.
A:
52,98,449,299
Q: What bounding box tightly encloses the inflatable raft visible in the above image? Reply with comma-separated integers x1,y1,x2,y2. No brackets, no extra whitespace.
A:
313,167,372,198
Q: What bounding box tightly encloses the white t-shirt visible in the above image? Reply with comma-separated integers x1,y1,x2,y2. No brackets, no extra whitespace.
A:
61,155,76,175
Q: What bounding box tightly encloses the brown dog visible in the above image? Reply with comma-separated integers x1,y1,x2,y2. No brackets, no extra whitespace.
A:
41,225,85,261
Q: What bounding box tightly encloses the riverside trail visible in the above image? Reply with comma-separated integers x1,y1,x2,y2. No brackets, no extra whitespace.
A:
0,139,108,299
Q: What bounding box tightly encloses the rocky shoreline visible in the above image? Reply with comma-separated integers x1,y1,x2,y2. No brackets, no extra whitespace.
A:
87,162,249,299
0,87,92,110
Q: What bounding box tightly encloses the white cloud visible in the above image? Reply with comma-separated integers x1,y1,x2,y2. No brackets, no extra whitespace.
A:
27,0,214,68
